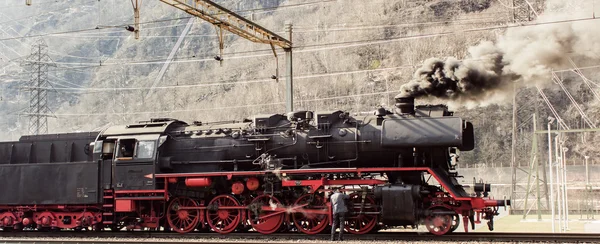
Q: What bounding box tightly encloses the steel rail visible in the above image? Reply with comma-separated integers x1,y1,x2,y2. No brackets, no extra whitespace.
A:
0,231,599,243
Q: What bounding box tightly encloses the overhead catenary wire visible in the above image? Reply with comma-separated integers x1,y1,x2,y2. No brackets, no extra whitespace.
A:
535,85,570,130
0,0,98,26
48,15,510,37
5,16,597,72
45,90,401,117
7,58,600,88
0,0,88,9
566,58,600,104
552,72,596,128
16,16,508,65
3,4,595,44
0,0,334,36
19,65,411,91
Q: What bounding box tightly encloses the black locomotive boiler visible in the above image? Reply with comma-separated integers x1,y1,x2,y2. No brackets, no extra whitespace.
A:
0,96,508,235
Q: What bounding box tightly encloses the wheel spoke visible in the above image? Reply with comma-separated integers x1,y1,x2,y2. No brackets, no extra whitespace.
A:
167,197,200,234
207,195,241,234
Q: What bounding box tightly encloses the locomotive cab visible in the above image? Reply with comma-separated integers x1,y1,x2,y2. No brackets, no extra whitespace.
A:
95,119,184,191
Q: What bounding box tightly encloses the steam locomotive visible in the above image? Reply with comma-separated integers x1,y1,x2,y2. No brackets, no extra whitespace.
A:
0,96,508,235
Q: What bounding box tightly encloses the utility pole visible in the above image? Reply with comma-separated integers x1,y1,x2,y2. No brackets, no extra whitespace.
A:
131,0,141,39
547,118,556,232
510,0,551,218
21,39,54,135
285,23,294,112
583,155,594,219
511,86,549,217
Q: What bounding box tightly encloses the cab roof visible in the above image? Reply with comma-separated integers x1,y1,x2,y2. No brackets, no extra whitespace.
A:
101,118,186,137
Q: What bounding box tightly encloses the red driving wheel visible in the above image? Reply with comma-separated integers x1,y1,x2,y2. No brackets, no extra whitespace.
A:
291,194,329,235
207,195,242,234
167,197,201,233
425,207,453,236
247,195,285,234
345,193,378,234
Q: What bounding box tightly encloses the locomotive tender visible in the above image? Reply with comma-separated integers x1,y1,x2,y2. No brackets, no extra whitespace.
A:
0,96,508,235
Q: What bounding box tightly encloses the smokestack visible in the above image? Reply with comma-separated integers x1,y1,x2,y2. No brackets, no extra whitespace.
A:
395,96,415,114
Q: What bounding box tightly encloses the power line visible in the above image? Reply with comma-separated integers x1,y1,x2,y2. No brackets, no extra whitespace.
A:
296,16,599,49
2,16,597,79
20,65,411,91
6,16,596,67
46,17,509,38
0,27,117,42
0,0,97,26
48,90,400,117
0,1,512,43
0,0,334,43
0,0,72,9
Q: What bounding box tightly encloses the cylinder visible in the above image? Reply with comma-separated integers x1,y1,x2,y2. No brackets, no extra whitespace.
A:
185,177,212,187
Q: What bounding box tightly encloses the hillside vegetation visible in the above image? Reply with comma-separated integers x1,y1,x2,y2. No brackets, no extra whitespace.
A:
0,0,599,167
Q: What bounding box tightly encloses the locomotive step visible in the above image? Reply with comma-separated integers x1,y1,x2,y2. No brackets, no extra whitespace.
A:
103,204,114,208
102,212,114,216
102,221,114,224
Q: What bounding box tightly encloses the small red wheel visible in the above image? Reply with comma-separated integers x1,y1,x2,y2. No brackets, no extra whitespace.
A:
425,209,452,236
291,194,329,235
207,195,242,234
345,194,378,234
167,197,201,233
247,195,284,234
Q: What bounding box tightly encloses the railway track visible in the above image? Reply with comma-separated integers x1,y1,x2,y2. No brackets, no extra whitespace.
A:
0,232,598,243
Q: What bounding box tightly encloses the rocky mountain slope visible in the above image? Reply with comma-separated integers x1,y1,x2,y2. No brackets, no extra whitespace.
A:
0,0,599,167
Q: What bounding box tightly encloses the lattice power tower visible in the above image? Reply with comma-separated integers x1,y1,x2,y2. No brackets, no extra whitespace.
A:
22,39,54,135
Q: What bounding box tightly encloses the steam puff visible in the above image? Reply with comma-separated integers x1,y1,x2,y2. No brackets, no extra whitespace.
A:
398,41,508,101
399,0,600,103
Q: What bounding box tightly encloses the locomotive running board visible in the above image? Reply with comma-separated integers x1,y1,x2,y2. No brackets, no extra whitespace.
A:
155,167,473,201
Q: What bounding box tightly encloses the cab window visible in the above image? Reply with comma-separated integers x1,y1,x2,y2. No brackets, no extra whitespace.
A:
118,139,136,158
93,141,103,154
136,141,156,159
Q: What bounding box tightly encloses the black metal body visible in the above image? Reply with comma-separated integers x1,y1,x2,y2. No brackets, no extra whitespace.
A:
0,100,474,211
0,132,100,205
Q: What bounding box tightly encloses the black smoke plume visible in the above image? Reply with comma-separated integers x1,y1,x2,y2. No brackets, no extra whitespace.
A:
398,1,600,104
